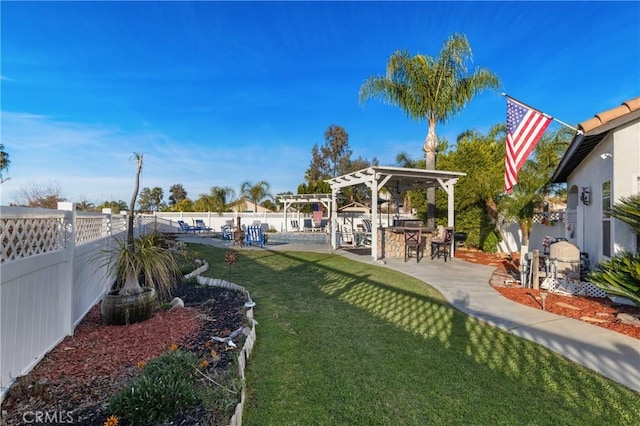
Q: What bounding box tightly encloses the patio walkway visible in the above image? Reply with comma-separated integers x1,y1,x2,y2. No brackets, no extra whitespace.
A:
180,234,640,393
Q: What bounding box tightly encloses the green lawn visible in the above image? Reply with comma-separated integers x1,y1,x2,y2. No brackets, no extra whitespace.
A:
191,244,640,425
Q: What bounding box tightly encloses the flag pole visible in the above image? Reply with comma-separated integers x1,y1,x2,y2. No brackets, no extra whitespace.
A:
502,93,582,134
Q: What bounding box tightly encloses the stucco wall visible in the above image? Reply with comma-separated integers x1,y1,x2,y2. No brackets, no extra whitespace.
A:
567,135,613,264
612,120,640,253
567,118,640,264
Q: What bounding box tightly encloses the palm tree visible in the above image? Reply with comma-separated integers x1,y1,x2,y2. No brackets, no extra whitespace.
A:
197,186,236,214
0,143,10,183
240,180,272,213
76,200,96,212
359,33,501,228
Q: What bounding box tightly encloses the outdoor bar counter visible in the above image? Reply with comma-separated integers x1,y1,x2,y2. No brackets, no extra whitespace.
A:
377,224,436,259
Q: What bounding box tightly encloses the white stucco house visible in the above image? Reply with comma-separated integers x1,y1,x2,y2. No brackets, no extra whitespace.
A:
552,96,640,266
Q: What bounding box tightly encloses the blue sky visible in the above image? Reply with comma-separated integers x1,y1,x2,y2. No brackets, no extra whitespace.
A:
1,1,639,206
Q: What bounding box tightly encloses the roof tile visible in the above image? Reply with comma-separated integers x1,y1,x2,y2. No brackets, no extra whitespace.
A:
579,96,640,133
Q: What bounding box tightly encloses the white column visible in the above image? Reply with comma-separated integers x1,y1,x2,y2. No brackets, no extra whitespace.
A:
371,177,379,261
331,188,339,249
447,182,455,256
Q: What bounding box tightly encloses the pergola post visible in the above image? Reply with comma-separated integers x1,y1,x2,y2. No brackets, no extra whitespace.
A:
331,188,339,250
440,178,457,257
371,176,379,260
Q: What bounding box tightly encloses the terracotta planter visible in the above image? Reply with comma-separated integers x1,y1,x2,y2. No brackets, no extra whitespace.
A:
101,287,158,325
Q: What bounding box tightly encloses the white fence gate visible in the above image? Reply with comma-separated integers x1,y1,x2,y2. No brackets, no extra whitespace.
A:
0,204,155,401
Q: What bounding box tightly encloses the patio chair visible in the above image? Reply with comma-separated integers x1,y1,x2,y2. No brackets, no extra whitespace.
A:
195,219,213,233
177,220,197,233
245,225,266,248
431,226,454,262
313,218,328,232
303,218,313,232
341,226,354,246
404,227,422,263
290,219,300,232
361,218,372,246
221,224,233,241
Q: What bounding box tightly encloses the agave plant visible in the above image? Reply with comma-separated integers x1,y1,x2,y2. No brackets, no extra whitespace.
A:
586,251,640,308
585,194,640,308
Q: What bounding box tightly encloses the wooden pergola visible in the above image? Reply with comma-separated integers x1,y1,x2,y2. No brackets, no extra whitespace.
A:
326,166,466,261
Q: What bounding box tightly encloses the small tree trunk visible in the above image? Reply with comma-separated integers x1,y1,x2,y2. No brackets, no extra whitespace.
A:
127,154,144,248
424,120,437,230
120,270,143,296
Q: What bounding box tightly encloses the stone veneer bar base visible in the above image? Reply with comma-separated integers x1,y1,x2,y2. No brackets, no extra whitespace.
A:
377,227,435,259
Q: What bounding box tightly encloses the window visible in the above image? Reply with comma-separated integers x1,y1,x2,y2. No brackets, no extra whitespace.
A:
602,181,611,257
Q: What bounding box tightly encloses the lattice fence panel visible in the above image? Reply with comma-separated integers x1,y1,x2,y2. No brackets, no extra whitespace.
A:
532,211,565,224
76,216,109,245
1,218,66,262
112,215,127,235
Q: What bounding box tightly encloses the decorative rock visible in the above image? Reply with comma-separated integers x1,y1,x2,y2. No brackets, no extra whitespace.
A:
617,313,640,326
580,316,609,323
556,302,582,310
170,297,184,310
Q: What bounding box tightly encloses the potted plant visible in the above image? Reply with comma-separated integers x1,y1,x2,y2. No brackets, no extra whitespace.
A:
97,153,180,325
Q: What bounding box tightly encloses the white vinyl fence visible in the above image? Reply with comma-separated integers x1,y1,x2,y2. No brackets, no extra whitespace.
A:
0,204,156,401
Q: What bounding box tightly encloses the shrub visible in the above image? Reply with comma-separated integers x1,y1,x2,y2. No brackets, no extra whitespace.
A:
108,350,200,425
586,251,640,307
175,248,203,275
199,369,243,419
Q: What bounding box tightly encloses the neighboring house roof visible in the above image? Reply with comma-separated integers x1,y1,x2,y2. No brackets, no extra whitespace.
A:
552,97,640,183
228,198,273,213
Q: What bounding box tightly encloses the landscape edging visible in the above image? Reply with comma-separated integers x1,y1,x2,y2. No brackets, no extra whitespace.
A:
194,273,256,426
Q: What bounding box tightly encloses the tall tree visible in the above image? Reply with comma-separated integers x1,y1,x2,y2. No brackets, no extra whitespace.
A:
0,143,10,183
138,186,164,212
240,180,272,213
13,182,66,208
96,200,128,212
501,128,571,244
150,187,164,212
452,124,506,223
138,188,153,213
168,184,187,206
322,124,352,178
359,32,501,228
305,124,353,182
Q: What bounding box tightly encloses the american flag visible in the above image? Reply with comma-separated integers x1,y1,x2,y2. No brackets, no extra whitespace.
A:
504,96,552,193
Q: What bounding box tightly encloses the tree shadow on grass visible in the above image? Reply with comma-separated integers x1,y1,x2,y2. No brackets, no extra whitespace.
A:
190,244,640,424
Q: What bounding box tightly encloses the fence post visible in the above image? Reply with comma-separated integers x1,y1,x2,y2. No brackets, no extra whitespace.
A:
58,202,76,336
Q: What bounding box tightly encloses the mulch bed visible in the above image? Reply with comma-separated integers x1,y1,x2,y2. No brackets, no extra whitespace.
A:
455,247,640,340
0,282,248,426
